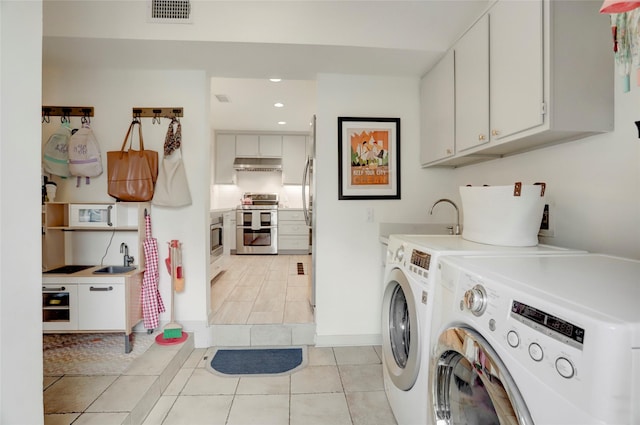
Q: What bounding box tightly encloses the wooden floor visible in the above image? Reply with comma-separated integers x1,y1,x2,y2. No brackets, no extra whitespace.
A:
209,254,313,325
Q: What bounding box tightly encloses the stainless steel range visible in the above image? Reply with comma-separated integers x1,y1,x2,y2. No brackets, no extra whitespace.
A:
236,193,278,255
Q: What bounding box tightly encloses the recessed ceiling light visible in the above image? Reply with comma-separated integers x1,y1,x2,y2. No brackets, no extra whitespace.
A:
269,78,282,82
278,121,286,125
274,102,284,108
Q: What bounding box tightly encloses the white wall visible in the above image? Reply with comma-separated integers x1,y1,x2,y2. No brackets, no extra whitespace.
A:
314,74,456,346
454,76,640,259
42,67,212,345
1,1,44,423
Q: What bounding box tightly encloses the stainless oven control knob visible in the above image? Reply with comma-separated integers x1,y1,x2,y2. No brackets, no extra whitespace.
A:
463,284,487,316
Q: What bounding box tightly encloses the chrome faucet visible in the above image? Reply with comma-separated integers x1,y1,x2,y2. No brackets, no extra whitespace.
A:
429,199,461,235
120,242,134,267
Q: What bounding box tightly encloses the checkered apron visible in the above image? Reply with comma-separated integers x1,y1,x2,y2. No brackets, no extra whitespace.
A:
142,213,165,330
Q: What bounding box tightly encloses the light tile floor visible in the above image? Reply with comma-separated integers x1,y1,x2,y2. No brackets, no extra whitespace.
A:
210,254,313,325
44,255,398,424
144,345,397,425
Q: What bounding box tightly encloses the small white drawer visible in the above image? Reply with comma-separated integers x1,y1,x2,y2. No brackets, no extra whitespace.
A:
279,209,305,221
279,223,309,236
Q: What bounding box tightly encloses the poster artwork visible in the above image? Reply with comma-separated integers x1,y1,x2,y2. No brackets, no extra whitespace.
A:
349,129,390,187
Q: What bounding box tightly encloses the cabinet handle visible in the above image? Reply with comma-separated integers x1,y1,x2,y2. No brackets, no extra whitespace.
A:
107,205,113,227
491,129,500,136
478,134,486,141
90,286,113,291
43,286,66,292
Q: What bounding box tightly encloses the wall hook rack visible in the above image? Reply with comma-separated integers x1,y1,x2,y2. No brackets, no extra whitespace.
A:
132,107,184,123
42,106,94,124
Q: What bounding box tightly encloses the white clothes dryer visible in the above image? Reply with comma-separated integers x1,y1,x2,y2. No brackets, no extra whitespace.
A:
381,235,584,425
429,254,640,425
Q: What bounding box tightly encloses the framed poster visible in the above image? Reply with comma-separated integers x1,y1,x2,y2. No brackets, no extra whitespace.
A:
338,117,401,200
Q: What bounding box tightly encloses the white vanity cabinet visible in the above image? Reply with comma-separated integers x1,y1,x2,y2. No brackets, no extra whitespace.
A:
421,0,613,168
420,49,455,165
278,209,309,254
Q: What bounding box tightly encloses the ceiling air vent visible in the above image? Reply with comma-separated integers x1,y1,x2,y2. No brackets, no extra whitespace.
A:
148,0,192,23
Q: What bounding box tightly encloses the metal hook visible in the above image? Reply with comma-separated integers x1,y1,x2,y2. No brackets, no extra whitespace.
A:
81,109,91,125
153,109,162,125
42,110,50,124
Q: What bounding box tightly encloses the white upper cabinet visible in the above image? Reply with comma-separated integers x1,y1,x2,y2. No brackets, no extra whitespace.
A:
420,50,455,165
282,135,307,185
489,0,543,141
455,14,489,153
214,134,236,184
421,0,613,168
236,134,282,157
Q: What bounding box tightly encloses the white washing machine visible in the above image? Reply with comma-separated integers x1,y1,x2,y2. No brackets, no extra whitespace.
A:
381,235,585,425
430,254,640,425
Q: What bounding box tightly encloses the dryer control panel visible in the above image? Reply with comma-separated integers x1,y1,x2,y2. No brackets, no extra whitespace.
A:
410,249,431,270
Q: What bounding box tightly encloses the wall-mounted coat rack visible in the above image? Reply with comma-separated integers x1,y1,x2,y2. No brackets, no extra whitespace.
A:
42,106,94,123
132,107,184,119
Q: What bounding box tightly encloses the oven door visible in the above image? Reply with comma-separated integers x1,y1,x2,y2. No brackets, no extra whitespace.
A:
236,209,278,254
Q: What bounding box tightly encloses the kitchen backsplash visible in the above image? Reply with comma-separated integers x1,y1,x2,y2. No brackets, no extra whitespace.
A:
211,172,304,209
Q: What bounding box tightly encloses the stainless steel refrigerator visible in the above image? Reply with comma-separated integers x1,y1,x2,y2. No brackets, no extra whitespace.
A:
302,115,316,309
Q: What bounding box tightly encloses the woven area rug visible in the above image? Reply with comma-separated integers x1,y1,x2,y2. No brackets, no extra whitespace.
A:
207,347,307,377
43,332,157,376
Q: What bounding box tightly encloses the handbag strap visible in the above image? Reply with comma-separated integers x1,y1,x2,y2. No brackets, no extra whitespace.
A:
119,119,145,152
164,118,182,156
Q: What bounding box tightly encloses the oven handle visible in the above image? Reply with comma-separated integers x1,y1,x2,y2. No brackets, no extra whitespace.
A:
43,286,66,292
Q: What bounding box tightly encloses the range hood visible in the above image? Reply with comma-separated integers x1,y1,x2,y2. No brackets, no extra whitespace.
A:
233,157,282,172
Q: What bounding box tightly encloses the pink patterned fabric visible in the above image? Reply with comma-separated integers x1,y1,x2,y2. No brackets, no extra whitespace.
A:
142,213,165,330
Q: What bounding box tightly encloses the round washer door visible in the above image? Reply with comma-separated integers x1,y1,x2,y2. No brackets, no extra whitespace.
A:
431,327,534,425
382,268,420,391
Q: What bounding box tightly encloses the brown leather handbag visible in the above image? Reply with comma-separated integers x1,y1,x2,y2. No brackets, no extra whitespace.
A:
107,119,158,201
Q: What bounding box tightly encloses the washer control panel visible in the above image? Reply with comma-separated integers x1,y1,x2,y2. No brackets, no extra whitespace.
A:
456,272,583,384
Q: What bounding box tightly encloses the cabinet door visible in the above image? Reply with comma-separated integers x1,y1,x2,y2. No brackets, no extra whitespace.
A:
282,135,307,184
490,0,543,141
420,50,455,165
455,14,489,152
78,283,125,330
235,134,260,156
215,134,236,184
259,135,283,157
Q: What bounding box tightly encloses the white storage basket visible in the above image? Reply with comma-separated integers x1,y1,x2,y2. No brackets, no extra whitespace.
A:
460,182,546,247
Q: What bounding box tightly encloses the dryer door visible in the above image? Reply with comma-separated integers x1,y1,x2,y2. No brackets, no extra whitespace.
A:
382,268,421,390
431,326,534,425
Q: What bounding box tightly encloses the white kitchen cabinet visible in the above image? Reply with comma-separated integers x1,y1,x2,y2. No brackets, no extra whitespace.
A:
455,14,489,153
235,134,282,157
78,282,126,330
278,209,309,254
282,135,307,185
422,0,613,168
215,133,236,184
223,211,236,253
420,50,455,165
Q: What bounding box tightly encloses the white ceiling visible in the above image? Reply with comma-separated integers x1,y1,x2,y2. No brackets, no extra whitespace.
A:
42,1,492,132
